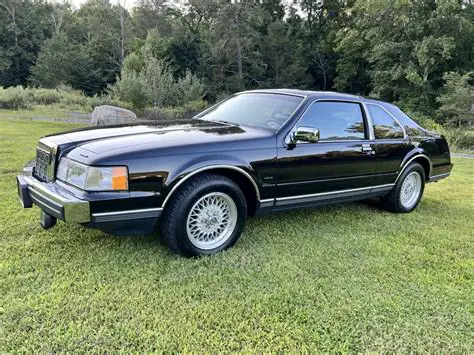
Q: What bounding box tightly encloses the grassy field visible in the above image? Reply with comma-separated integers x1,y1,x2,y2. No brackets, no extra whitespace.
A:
1,118,473,352
0,106,91,124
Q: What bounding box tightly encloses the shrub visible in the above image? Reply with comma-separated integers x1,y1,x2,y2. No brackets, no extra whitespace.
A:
437,72,474,128
402,110,444,133
0,85,134,113
28,88,61,105
122,52,143,74
142,107,181,120
186,100,208,115
175,71,205,106
142,100,207,120
110,71,148,110
111,53,204,110
0,86,32,109
57,89,89,108
58,92,135,113
55,83,75,93
141,57,175,107
215,91,231,103
443,129,474,151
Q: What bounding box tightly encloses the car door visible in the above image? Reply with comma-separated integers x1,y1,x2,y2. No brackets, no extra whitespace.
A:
365,103,412,185
274,100,377,208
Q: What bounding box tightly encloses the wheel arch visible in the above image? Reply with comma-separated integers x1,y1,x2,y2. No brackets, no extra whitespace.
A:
162,165,261,216
396,153,432,182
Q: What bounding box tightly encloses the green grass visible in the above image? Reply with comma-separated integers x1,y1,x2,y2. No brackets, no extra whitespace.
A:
0,105,90,121
1,118,473,352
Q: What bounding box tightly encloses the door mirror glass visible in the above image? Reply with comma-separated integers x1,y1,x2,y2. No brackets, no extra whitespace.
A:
292,126,320,143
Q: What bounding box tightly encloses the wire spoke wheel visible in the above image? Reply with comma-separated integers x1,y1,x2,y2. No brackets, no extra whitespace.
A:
400,171,422,209
186,192,238,250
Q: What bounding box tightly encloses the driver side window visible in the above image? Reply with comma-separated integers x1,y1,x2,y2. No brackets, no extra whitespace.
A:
298,101,366,141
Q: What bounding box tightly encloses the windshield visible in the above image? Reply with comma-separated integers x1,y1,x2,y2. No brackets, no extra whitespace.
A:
197,93,304,130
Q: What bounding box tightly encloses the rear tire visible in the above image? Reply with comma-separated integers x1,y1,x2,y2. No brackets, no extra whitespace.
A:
382,162,425,213
160,173,247,257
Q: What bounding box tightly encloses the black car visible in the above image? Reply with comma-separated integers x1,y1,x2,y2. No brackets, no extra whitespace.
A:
17,89,453,256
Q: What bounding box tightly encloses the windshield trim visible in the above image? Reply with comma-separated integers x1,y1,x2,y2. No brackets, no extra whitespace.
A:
194,92,308,132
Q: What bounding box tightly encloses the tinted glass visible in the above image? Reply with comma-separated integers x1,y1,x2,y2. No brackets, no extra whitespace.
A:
368,104,404,139
298,101,366,140
198,93,303,130
385,104,431,136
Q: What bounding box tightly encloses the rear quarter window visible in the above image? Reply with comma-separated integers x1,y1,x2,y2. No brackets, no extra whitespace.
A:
368,104,404,139
383,104,433,137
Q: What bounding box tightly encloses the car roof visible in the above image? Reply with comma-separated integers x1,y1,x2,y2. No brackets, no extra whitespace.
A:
239,89,422,129
242,88,364,101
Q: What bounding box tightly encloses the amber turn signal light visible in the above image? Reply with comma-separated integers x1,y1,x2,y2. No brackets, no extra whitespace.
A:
112,167,128,190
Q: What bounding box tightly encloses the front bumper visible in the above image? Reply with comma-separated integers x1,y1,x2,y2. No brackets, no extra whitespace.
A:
17,174,91,223
17,161,162,235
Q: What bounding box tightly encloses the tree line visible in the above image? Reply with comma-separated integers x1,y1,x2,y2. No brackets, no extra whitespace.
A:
0,0,473,128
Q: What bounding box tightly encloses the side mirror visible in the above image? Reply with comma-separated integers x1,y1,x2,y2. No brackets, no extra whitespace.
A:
291,126,320,144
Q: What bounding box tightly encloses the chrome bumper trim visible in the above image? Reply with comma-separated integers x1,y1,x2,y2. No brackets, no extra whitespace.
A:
18,175,91,223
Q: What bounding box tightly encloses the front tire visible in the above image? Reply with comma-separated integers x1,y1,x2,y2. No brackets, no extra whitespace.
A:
382,162,426,213
160,173,247,257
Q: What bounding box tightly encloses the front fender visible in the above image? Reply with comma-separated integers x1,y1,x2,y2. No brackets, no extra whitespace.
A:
167,154,256,184
160,154,262,208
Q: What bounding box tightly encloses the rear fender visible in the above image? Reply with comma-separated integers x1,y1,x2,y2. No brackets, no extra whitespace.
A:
396,149,432,182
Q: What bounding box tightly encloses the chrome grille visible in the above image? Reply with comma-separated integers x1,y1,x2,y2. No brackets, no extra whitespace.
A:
34,148,51,181
33,139,57,182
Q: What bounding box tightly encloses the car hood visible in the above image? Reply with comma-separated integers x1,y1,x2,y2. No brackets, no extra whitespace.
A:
48,119,274,155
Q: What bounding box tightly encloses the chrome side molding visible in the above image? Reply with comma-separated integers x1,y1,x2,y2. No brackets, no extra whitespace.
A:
274,184,394,206
92,207,163,223
259,198,274,208
428,172,451,182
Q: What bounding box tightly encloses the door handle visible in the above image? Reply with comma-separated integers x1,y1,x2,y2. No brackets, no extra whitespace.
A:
361,144,375,155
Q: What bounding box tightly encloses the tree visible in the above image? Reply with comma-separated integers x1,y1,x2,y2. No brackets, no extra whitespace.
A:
437,72,474,128
297,0,348,90
0,0,52,87
131,0,172,40
261,20,307,88
49,2,73,34
0,0,471,123
334,0,470,114
209,3,265,93
72,0,132,92
165,34,202,78
30,33,100,94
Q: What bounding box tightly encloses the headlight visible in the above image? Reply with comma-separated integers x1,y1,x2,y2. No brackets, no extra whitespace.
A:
57,158,128,191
